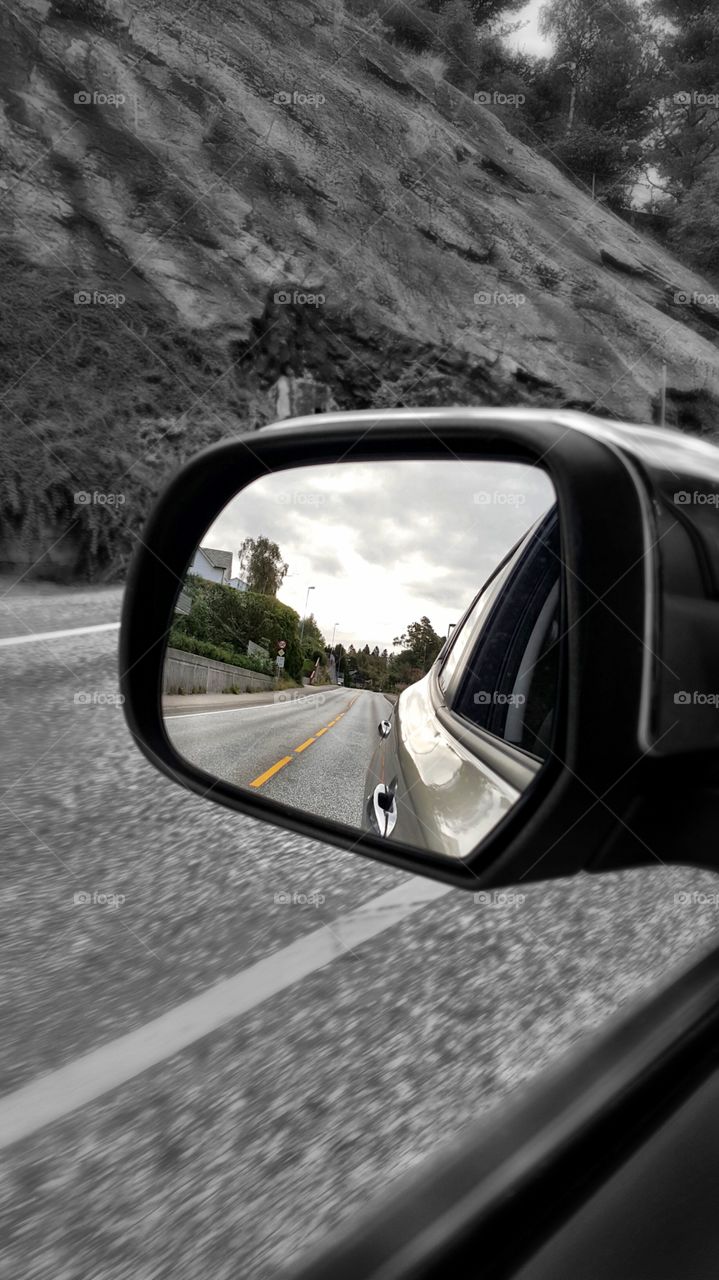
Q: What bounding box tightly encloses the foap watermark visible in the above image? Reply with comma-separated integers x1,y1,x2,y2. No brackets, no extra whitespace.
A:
74,290,125,308
74,691,125,706
276,490,328,506
474,890,526,907
674,891,719,907
674,690,719,708
673,291,719,308
74,490,126,506
674,90,719,107
673,490,719,507
274,890,326,906
274,288,325,307
74,89,126,107
274,690,327,708
474,290,525,307
474,490,526,506
273,89,326,107
475,90,525,107
74,890,126,908
473,690,526,706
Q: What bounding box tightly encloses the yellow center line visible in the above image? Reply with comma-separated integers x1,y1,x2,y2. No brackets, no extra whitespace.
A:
249,756,293,788
250,698,356,785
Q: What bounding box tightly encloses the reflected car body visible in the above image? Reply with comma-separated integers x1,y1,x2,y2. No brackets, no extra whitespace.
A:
364,507,560,857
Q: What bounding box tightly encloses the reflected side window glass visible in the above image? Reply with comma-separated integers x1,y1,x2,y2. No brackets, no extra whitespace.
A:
453,512,561,762
438,546,522,697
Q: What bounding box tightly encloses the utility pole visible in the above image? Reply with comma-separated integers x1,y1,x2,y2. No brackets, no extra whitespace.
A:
660,359,667,427
558,62,578,136
567,77,577,134
331,622,340,684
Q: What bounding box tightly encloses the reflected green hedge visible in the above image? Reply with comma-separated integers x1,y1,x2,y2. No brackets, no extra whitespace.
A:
172,578,303,679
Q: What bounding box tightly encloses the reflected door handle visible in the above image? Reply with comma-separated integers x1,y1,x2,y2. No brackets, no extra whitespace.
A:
372,785,398,838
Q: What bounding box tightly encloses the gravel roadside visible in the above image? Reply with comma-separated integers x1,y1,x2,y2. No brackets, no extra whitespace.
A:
2,866,718,1280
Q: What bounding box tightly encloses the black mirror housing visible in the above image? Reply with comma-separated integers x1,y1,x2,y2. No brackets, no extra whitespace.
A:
120,408,719,890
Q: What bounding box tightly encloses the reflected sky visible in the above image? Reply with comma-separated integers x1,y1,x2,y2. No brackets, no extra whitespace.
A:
202,461,555,651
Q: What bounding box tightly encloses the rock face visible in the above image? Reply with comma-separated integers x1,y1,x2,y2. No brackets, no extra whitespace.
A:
3,0,719,423
2,0,719,577
268,376,337,420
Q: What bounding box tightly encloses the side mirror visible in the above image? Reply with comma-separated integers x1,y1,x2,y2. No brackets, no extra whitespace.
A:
120,408,719,890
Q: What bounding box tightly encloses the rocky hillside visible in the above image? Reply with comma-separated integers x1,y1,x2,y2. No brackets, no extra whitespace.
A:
2,0,719,577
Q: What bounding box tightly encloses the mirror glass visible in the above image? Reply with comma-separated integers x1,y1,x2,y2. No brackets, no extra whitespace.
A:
162,460,560,859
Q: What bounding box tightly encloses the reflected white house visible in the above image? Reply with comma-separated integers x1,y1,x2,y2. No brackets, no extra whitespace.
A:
190,546,247,591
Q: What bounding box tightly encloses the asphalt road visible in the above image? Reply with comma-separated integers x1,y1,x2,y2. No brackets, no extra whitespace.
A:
165,688,390,828
3,578,719,1280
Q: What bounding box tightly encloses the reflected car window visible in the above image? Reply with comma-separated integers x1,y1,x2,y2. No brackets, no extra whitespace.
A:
438,541,524,697
504,580,561,758
453,511,561,761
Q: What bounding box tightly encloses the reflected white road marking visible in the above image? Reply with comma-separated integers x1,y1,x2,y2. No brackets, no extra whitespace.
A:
0,622,120,647
0,876,452,1149
165,706,277,719
165,695,338,720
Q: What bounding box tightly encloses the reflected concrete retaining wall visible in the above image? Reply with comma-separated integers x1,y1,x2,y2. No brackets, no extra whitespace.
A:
163,647,274,694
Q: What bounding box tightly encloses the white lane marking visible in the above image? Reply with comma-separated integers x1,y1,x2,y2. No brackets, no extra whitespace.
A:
0,622,120,647
165,695,346,720
165,707,272,719
0,877,451,1150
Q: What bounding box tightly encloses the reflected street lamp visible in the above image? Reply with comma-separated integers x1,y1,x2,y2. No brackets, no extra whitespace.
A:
299,585,315,644
331,621,340,684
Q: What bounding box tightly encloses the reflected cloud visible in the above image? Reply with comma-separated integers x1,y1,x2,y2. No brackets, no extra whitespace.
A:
204,460,555,649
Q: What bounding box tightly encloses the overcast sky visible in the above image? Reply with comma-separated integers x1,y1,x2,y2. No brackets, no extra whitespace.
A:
201,461,555,653
508,0,552,57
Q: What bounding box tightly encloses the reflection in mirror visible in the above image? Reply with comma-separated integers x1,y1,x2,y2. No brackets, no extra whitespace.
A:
162,460,560,859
